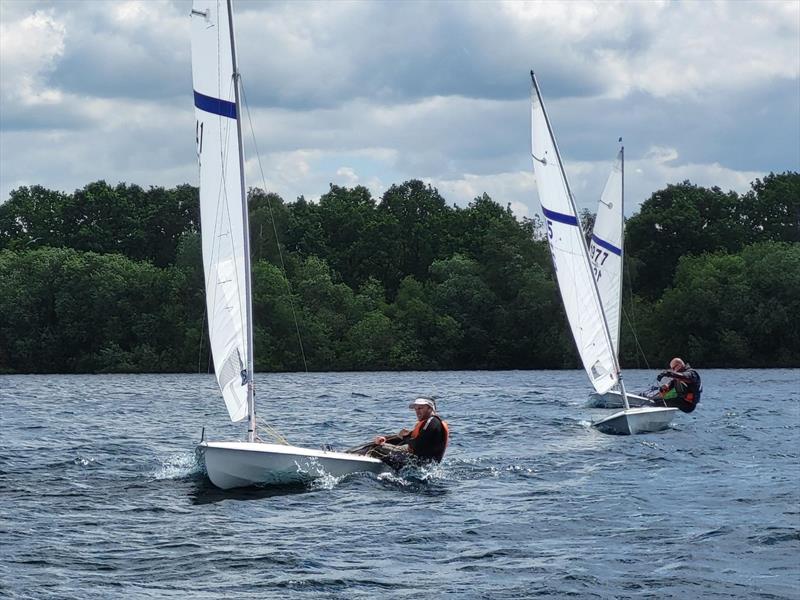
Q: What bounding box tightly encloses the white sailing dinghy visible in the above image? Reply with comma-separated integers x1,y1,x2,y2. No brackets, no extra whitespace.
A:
528,72,676,435
190,0,387,488
585,147,652,409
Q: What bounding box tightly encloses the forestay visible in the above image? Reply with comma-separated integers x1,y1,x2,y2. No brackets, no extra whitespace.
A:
529,74,617,395
191,0,251,422
590,149,624,355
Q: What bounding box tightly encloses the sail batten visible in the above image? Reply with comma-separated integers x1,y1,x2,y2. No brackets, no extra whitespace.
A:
529,73,618,396
191,0,252,423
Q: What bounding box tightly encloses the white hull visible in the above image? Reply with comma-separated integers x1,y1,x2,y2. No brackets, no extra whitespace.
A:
592,406,678,435
199,441,389,490
586,389,653,408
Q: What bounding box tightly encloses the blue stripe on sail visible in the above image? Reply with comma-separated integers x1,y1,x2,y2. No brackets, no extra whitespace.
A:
542,207,579,226
194,91,237,119
591,234,622,256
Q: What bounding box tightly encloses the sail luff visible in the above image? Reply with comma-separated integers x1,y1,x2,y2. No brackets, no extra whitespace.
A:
529,71,619,395
225,0,256,442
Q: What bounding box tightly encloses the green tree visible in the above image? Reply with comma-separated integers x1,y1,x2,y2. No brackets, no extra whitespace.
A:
626,181,745,299
429,254,500,368
0,248,190,372
740,172,800,244
0,185,69,251
388,276,462,369
650,241,800,367
378,180,456,292
249,188,290,266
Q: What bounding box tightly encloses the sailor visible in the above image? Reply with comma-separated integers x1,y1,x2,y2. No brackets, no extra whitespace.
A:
369,397,449,468
655,357,702,413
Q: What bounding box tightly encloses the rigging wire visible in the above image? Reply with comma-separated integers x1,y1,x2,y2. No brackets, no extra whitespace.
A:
195,132,208,375
622,254,651,371
239,76,309,374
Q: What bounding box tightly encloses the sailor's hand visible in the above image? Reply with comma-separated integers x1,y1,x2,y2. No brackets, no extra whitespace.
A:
657,371,668,381
399,428,411,437
374,436,387,445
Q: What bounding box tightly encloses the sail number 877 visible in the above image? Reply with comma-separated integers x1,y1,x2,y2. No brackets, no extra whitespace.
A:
588,242,609,280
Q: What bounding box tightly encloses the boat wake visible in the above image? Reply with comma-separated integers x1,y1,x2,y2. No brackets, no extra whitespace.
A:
307,471,346,491
152,451,205,481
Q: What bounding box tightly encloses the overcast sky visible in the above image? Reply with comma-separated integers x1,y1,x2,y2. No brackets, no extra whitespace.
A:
1,0,798,219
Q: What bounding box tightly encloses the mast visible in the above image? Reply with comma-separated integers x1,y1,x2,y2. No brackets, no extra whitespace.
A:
617,144,630,412
614,144,625,353
227,0,256,442
530,71,627,406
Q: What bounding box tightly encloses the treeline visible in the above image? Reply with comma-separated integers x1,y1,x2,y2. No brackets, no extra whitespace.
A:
0,173,798,373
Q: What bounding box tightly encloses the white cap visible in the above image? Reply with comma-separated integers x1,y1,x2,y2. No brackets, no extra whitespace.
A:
408,397,436,410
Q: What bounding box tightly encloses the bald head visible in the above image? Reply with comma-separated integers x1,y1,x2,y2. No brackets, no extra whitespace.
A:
669,357,686,371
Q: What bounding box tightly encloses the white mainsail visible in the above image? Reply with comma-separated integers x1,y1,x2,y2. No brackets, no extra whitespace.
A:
189,1,389,487
191,0,253,423
590,148,624,356
529,73,617,396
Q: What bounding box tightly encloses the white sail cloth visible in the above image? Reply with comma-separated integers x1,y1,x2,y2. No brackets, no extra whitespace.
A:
530,76,617,395
191,0,250,422
591,150,624,356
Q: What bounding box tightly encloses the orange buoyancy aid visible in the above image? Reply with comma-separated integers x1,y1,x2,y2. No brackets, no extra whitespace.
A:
410,414,450,447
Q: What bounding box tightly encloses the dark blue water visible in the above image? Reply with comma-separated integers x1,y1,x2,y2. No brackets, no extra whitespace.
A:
1,370,798,599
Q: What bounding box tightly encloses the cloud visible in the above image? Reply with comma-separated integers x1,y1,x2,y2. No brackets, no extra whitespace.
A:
0,0,797,216
0,8,66,105
45,1,189,101
230,0,799,108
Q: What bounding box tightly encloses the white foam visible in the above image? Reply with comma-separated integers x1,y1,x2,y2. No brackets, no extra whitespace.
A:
152,451,203,480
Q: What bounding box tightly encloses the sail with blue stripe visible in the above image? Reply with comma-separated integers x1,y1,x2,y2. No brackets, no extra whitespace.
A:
591,148,624,357
529,73,618,396
191,0,252,423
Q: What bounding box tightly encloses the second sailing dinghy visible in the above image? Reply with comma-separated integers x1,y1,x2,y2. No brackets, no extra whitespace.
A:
586,147,652,409
528,71,676,435
190,0,387,489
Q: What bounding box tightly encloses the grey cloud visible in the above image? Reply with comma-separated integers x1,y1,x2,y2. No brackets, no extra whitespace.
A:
232,1,610,110
0,100,94,132
1,0,797,210
42,3,190,101
535,79,800,174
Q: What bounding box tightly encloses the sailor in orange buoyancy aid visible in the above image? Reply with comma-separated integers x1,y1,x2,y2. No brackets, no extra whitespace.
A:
372,397,449,464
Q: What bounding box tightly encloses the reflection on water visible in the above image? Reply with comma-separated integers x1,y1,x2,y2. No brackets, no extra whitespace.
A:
190,480,313,505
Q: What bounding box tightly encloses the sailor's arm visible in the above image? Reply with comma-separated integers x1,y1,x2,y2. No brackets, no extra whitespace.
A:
374,429,412,445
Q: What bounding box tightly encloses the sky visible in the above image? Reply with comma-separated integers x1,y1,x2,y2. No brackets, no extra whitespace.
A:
1,0,798,219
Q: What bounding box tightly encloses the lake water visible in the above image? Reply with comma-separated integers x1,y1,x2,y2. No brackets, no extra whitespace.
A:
1,369,798,599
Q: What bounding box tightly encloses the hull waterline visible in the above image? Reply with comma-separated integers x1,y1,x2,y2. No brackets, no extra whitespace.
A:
199,441,389,490
592,406,678,435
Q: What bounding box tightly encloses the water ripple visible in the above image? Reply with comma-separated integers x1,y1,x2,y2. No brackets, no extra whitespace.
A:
0,369,798,599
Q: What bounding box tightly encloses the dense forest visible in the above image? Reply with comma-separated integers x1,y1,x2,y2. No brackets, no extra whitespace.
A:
0,172,798,374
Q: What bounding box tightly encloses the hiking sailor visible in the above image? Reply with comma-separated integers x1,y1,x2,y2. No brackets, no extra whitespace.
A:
654,357,702,413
